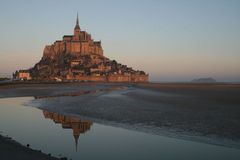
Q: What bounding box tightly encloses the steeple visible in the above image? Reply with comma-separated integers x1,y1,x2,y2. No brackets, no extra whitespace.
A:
74,13,81,40
76,13,79,25
75,13,80,30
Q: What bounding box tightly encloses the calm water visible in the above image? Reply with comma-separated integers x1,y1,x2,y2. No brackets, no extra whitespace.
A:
0,97,240,160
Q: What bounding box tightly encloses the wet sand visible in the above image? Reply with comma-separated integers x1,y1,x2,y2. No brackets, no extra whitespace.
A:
0,82,128,98
24,83,239,144
1,82,240,157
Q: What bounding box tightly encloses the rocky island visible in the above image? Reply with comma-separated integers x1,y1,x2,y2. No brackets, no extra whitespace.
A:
14,14,148,82
191,77,216,83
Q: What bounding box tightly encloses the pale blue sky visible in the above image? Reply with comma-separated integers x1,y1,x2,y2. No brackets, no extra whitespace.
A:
0,0,240,81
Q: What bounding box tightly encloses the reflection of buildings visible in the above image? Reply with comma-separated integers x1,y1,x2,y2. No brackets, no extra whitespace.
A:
43,110,93,151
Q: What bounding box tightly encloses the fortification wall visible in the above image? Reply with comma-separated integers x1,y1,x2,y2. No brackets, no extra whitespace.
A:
131,74,149,82
66,74,148,82
107,75,130,82
67,75,106,82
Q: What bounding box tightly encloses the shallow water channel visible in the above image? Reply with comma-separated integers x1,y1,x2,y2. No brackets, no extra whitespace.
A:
0,97,240,160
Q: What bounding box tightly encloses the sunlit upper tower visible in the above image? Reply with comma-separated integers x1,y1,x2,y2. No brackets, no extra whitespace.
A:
74,13,81,40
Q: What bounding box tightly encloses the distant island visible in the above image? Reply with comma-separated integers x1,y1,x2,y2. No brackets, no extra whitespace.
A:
191,77,216,83
13,14,148,83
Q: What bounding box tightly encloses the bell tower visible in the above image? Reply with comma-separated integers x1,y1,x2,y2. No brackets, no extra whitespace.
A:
74,13,81,40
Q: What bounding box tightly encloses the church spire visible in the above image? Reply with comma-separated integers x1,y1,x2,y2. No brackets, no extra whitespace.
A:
75,13,80,30
76,13,79,26
74,13,81,40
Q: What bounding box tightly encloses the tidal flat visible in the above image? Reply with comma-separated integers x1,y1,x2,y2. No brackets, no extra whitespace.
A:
0,82,240,160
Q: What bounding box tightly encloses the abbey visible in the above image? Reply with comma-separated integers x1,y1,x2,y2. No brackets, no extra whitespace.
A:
43,14,103,59
14,14,149,83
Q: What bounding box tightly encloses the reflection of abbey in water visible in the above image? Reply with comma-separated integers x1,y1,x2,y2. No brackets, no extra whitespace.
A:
43,110,93,151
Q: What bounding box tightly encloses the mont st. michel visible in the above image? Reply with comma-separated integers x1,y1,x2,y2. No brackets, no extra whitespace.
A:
14,15,148,82
1,1,240,160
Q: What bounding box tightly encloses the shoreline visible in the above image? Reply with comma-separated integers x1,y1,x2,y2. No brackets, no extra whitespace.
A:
0,133,61,160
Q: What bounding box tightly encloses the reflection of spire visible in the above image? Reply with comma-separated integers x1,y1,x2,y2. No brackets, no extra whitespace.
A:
42,110,93,152
74,134,79,152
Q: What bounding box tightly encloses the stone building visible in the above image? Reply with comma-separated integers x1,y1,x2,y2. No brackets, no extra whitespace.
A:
43,14,103,60
13,70,32,81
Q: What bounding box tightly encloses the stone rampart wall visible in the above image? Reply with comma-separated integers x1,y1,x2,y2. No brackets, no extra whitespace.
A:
66,74,148,83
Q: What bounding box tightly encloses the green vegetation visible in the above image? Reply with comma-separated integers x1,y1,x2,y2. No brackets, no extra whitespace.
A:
0,77,10,81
